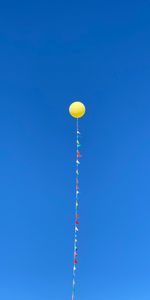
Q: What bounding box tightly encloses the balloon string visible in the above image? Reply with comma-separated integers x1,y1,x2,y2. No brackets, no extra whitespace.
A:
72,118,80,300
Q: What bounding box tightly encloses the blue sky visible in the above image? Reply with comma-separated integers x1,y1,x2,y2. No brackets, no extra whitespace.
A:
0,0,150,299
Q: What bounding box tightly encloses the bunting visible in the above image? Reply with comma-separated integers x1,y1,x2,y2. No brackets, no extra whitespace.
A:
72,118,82,300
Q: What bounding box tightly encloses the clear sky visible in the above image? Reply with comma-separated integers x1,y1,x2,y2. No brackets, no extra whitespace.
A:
0,0,150,299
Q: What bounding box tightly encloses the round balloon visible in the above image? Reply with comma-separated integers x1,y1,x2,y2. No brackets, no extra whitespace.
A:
69,101,86,118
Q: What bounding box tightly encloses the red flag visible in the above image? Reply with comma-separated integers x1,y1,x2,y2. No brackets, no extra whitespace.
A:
74,259,78,264
76,221,79,225
77,150,81,158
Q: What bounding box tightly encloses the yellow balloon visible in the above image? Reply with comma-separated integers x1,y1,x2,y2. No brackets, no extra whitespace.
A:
69,101,86,118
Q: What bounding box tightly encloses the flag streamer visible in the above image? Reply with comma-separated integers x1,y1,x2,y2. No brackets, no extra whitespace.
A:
72,118,81,300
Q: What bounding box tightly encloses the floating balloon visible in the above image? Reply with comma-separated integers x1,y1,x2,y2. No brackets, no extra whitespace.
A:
69,101,86,300
69,101,86,118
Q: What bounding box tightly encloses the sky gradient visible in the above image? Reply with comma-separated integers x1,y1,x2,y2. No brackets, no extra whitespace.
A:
0,0,150,299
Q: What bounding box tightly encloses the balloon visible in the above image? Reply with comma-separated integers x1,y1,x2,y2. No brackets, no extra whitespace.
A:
69,101,86,118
